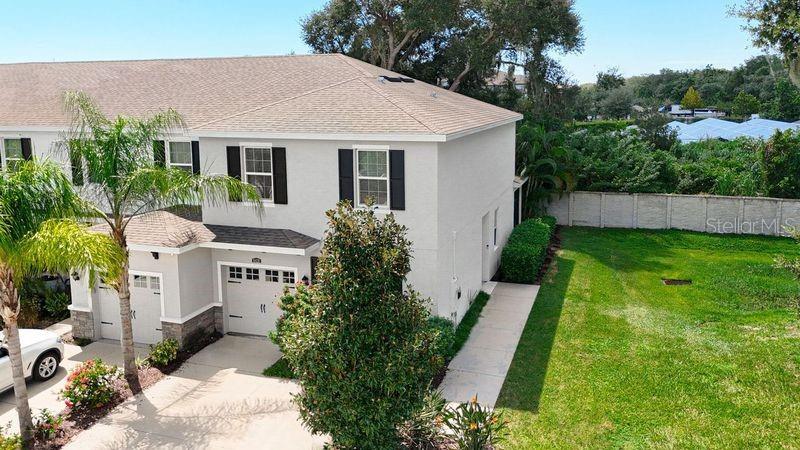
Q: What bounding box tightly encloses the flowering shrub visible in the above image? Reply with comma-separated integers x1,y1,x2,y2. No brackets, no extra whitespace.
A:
33,408,63,440
445,396,508,450
0,425,20,450
147,338,179,367
60,359,120,410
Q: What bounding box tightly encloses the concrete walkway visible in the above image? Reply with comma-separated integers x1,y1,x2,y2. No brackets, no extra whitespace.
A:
65,335,326,450
439,282,539,408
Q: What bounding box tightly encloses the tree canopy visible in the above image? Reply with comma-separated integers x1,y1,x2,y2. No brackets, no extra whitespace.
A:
302,0,583,93
735,0,800,87
681,86,703,110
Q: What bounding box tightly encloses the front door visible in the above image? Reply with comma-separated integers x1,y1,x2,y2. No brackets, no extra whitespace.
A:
130,274,163,345
225,266,294,336
481,212,492,281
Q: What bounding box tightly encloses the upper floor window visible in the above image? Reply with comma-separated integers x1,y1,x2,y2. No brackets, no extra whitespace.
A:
244,146,273,200
356,149,389,207
168,141,193,172
3,138,24,171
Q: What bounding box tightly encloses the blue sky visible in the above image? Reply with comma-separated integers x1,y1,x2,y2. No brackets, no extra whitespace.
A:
2,0,761,84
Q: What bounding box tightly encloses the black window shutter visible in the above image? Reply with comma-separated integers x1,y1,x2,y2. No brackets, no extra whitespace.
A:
389,150,405,210
272,147,288,204
153,140,166,167
20,138,32,160
191,141,200,174
338,149,354,203
226,146,242,201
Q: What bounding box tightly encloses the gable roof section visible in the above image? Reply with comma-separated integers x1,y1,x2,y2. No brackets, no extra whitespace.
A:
0,54,521,140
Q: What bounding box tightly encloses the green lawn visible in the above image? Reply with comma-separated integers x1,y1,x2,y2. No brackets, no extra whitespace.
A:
496,227,800,449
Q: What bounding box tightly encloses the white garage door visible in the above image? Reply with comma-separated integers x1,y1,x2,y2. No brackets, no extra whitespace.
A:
98,274,163,345
225,266,294,336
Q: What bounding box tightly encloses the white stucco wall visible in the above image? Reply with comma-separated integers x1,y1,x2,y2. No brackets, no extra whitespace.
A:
198,137,440,305
435,123,516,323
24,125,516,327
176,247,215,319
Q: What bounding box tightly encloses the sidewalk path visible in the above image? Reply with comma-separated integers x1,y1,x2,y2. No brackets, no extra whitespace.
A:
439,282,539,408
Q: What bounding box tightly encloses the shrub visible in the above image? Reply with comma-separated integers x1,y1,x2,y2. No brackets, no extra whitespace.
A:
398,390,449,449
32,408,63,441
501,218,555,284
0,425,20,450
272,202,442,449
427,316,455,361
60,359,119,410
147,339,179,367
445,396,508,450
43,292,70,319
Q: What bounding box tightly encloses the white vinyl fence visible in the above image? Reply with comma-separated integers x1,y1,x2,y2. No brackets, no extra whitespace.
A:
546,192,800,237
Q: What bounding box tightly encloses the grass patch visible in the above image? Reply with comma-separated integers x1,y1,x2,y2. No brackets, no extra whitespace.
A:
262,358,295,379
496,227,800,448
452,291,491,357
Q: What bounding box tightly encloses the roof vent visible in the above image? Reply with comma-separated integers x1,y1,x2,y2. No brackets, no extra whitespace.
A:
378,76,415,83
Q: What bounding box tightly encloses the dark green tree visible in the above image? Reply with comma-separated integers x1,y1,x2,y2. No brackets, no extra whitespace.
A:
302,0,583,93
761,129,800,198
599,87,634,119
767,79,800,121
731,91,761,117
596,67,625,91
272,202,442,449
735,0,800,88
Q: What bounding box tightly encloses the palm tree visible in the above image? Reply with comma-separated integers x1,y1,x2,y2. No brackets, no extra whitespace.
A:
0,161,121,446
62,91,262,393
516,124,575,218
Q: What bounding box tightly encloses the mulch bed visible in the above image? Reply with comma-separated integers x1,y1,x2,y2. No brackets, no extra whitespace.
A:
535,225,562,284
33,332,221,449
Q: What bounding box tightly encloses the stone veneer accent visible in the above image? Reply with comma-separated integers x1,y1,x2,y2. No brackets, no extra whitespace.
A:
70,310,95,340
161,306,222,349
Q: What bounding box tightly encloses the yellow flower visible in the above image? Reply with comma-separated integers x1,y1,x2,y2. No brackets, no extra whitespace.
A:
470,395,478,404
469,422,478,430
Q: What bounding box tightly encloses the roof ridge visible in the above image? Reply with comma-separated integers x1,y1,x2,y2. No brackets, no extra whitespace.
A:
334,53,378,78
0,53,339,67
356,77,438,134
190,76,363,130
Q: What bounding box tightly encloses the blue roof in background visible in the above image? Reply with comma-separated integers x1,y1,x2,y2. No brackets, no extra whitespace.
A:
669,118,800,142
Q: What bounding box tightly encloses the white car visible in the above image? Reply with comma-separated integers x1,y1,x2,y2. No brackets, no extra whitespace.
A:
0,329,64,391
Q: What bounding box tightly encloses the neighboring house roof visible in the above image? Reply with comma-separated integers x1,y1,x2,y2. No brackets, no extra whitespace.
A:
487,72,527,86
0,54,521,139
669,117,800,142
91,208,318,252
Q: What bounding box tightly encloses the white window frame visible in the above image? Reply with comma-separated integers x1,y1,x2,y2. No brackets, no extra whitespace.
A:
241,142,274,202
166,140,193,172
355,147,390,209
1,137,25,170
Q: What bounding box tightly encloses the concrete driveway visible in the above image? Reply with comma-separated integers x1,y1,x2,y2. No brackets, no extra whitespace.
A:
0,340,150,433
65,335,326,450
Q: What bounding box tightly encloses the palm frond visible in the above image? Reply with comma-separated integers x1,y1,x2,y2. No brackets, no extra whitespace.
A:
121,167,263,219
15,219,122,287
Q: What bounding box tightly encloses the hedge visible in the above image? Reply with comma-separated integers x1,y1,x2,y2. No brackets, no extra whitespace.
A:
500,216,556,284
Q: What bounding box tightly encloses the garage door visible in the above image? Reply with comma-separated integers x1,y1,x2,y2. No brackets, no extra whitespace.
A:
225,266,294,336
98,274,163,345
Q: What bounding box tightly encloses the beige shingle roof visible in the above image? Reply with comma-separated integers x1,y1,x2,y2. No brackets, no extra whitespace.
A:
0,54,520,138
91,208,318,250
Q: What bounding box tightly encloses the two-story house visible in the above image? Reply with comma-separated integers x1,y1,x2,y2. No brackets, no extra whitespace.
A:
0,54,521,346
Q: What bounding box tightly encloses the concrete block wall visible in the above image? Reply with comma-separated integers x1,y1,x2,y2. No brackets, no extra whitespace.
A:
548,192,800,237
